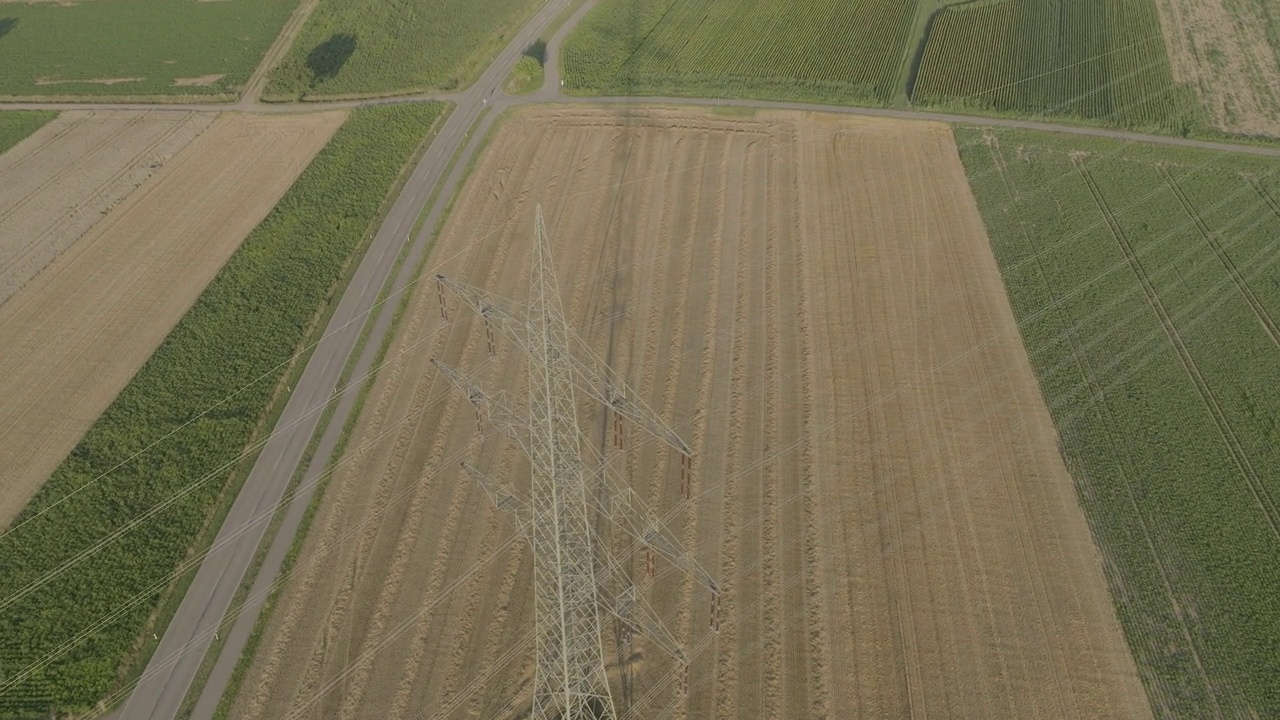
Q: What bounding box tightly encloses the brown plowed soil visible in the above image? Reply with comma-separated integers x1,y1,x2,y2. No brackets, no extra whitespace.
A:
0,110,215,306
0,110,346,529
231,106,1152,720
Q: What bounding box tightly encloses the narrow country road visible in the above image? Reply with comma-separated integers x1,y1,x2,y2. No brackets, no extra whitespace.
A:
110,1,584,718
13,0,1280,717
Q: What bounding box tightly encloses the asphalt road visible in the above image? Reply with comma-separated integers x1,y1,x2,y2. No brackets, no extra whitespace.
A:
112,2,582,718
19,0,1280,717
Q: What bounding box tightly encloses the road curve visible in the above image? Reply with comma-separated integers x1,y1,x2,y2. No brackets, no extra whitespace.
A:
112,1,582,718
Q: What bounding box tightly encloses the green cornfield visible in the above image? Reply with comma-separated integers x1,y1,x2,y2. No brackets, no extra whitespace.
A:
915,0,1200,131
564,0,921,105
957,126,1280,717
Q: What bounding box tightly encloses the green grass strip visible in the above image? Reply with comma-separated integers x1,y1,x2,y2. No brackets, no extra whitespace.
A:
0,102,444,718
0,111,57,154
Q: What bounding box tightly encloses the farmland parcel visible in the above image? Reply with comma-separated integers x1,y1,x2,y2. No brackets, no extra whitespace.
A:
0,110,215,307
0,0,296,98
1151,0,1280,136
563,0,920,104
0,103,444,717
229,106,1150,719
263,0,542,99
913,0,1201,132
957,126,1280,717
0,110,338,529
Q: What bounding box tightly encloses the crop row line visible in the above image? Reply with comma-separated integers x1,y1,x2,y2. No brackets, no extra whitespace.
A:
1075,159,1280,542
1157,166,1280,351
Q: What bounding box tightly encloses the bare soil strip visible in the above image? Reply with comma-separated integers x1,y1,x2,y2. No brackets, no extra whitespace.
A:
1153,0,1280,136
0,110,346,528
230,106,1151,719
0,110,214,306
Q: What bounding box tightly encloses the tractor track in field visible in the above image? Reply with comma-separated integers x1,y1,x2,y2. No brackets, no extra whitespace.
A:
1076,160,1280,543
1158,165,1280,350
223,105,1150,720
5,0,1193,714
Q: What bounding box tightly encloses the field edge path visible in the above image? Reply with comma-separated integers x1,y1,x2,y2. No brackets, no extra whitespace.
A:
238,0,322,106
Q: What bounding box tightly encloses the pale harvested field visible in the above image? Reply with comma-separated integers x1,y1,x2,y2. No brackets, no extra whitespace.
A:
1154,0,1280,136
232,106,1151,719
0,110,346,528
0,109,215,306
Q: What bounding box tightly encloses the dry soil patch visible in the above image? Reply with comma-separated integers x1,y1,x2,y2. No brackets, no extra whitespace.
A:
230,106,1152,720
1154,0,1280,136
0,110,347,529
174,74,226,87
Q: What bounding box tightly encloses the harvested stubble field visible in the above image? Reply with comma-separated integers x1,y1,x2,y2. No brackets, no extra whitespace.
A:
0,110,345,529
230,106,1151,719
0,110,214,306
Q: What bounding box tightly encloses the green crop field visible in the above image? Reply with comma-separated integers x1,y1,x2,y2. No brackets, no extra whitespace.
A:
0,0,296,98
0,111,55,154
263,0,543,99
563,0,922,104
0,102,445,718
914,0,1201,131
957,126,1280,717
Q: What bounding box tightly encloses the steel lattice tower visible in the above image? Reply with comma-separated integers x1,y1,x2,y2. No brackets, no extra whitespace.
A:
524,205,612,719
432,206,718,719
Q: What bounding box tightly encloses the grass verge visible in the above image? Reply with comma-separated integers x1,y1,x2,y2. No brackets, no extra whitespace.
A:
0,102,445,719
504,55,545,95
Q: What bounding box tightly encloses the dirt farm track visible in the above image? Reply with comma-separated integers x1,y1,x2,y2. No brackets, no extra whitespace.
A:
229,106,1151,719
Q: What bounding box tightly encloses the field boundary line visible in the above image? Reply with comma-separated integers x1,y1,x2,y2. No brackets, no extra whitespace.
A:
987,137,1205,715
1074,159,1280,542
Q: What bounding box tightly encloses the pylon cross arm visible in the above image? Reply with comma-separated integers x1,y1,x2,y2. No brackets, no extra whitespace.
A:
430,358,532,454
600,580,686,663
578,441,718,594
460,462,531,538
436,274,691,456
434,355,717,596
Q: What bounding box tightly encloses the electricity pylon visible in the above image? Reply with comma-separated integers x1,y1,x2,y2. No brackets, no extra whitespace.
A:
432,205,717,719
